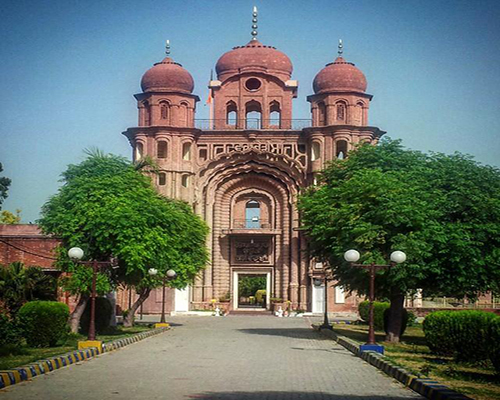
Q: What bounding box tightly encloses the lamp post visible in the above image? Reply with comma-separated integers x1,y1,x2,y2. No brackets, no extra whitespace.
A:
344,249,406,354
317,268,334,330
148,268,177,327
67,247,118,348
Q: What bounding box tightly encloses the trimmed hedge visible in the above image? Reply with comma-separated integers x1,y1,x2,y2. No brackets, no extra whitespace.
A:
80,297,113,335
489,317,500,373
423,310,498,362
17,301,69,347
358,301,389,330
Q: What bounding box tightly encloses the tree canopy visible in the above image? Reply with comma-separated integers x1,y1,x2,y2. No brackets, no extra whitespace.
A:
38,150,209,297
0,163,11,209
298,139,500,340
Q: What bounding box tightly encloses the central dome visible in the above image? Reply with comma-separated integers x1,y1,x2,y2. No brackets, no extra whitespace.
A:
215,39,293,80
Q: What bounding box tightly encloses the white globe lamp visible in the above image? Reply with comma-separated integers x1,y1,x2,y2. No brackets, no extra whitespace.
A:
344,249,360,263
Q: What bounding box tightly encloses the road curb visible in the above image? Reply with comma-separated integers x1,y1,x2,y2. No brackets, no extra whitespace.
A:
0,326,169,390
313,325,472,400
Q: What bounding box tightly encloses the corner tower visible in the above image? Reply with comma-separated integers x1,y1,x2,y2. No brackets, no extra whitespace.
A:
124,42,199,204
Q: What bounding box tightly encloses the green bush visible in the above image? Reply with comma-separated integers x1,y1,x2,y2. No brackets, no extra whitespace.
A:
383,307,410,338
423,310,498,361
489,317,500,373
80,297,112,335
406,310,417,326
255,290,266,304
358,301,390,330
18,301,69,347
0,313,21,346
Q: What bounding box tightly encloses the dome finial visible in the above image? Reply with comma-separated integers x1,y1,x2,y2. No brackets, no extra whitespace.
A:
251,6,258,41
165,40,171,57
338,39,343,57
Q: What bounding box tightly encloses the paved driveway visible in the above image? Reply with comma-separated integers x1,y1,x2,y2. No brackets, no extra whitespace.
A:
0,316,422,399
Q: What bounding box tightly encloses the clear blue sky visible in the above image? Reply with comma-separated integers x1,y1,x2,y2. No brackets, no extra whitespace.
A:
1,0,499,222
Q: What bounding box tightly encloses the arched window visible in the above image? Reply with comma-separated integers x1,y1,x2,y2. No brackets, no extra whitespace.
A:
336,101,347,121
311,142,321,161
157,141,168,159
143,102,151,126
182,142,191,161
318,102,326,126
226,101,237,127
158,173,166,186
179,102,188,126
181,174,190,188
245,200,260,228
269,101,281,128
135,142,144,161
245,100,262,129
160,102,169,121
355,102,364,125
336,140,348,159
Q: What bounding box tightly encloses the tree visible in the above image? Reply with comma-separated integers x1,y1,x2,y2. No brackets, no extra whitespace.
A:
0,163,11,209
0,262,57,316
38,151,209,331
0,209,21,224
298,139,500,342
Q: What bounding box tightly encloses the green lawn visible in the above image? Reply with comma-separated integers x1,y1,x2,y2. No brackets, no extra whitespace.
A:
332,324,500,400
0,325,153,370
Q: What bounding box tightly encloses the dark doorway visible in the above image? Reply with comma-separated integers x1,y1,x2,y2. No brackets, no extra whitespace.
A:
238,274,267,308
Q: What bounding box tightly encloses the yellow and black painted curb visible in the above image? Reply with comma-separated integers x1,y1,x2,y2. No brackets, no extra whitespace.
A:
313,325,472,400
0,326,169,390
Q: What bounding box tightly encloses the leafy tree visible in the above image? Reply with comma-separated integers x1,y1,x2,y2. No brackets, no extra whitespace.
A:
38,151,209,330
0,209,21,224
238,276,266,297
0,163,11,209
298,139,500,342
0,262,57,316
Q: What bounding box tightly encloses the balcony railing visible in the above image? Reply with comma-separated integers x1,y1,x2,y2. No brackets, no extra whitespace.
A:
232,218,272,229
195,119,312,131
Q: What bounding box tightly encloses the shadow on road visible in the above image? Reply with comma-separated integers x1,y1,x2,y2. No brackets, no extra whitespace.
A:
238,328,326,340
187,391,418,399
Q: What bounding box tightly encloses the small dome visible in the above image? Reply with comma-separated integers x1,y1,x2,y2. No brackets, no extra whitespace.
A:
313,56,367,94
215,39,293,79
141,57,194,94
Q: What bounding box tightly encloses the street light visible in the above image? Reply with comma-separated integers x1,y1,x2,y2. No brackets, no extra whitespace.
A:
343,249,406,354
68,247,118,348
148,268,177,326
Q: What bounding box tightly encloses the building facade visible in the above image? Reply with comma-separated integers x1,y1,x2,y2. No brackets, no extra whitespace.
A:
122,26,385,314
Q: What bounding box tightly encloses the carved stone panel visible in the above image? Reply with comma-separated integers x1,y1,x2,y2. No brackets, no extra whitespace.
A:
231,237,273,265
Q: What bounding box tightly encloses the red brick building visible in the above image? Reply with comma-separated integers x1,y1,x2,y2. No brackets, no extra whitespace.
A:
121,21,384,315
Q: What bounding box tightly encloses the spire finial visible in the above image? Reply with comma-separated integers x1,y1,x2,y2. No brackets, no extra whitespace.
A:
338,39,343,56
251,6,258,41
165,40,171,56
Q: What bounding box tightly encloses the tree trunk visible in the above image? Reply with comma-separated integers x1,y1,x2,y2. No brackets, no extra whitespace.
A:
69,294,88,334
123,288,151,327
106,291,117,327
385,291,405,343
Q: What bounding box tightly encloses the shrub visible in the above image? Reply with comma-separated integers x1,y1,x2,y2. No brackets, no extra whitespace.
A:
18,301,69,347
0,313,21,346
406,310,417,326
489,317,500,373
423,310,497,361
358,301,389,330
255,290,266,304
80,297,112,335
